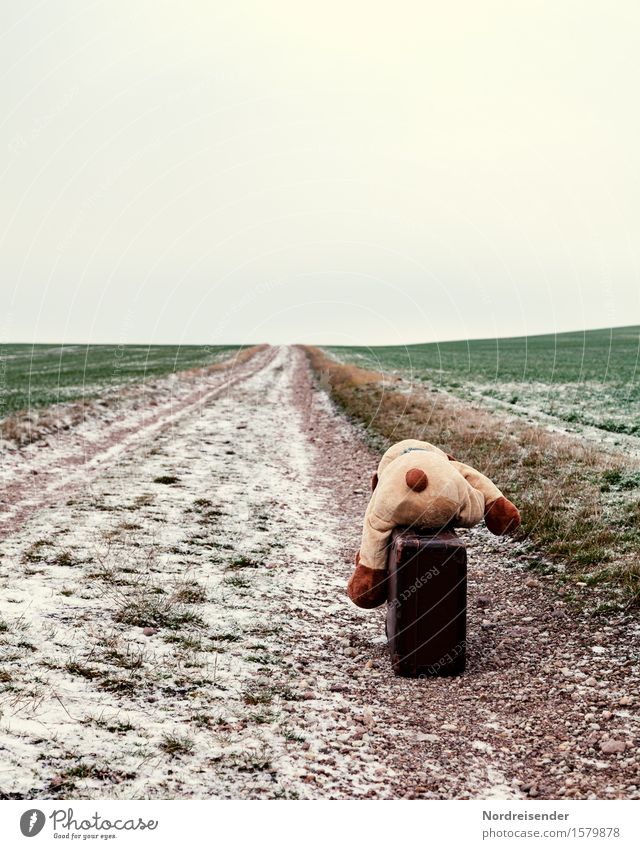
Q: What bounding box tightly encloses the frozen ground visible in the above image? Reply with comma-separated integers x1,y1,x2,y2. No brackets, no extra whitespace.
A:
0,346,638,799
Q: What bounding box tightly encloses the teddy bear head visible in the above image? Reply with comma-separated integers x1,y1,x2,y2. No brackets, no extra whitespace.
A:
370,447,485,531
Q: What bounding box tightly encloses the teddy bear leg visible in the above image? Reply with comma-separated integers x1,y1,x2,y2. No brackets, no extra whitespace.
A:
347,553,388,609
485,496,521,535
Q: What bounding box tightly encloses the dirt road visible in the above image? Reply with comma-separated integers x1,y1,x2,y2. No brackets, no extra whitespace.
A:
0,346,638,799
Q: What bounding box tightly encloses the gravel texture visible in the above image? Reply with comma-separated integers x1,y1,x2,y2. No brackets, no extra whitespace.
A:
0,345,638,799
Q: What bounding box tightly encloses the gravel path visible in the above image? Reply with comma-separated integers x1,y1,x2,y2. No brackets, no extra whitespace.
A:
0,346,638,799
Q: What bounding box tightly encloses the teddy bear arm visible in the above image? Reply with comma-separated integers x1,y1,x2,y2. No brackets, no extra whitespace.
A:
451,461,520,535
456,485,486,527
358,510,394,572
450,461,503,507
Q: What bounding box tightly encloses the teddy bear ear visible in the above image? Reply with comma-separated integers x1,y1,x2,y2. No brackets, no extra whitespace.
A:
371,473,379,492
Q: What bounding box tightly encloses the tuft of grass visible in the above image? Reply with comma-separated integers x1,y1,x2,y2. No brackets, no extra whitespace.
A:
54,550,80,567
52,760,137,789
153,475,180,485
83,716,136,734
21,538,54,564
102,638,146,670
189,713,214,728
163,633,203,650
231,749,272,774
210,632,240,643
243,686,274,706
99,676,140,695
282,727,305,743
223,575,250,589
226,556,260,570
115,598,204,630
108,566,205,630
65,661,102,680
160,732,194,756
249,710,277,725
130,493,154,509
173,580,207,604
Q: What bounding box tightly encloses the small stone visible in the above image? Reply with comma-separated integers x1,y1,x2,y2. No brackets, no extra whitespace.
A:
601,710,612,720
442,723,458,732
619,695,634,706
600,739,626,754
362,707,375,727
142,627,157,637
302,690,314,700
416,733,439,743
364,659,374,670
344,647,357,657
585,677,597,687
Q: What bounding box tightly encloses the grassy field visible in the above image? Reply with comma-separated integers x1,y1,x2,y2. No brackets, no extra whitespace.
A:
327,325,640,435
308,328,640,609
0,344,240,419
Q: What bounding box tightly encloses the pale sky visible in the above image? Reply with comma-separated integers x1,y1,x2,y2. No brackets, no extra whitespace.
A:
1,1,639,346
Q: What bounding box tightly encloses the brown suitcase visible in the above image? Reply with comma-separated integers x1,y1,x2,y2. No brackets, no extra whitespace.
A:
386,527,467,677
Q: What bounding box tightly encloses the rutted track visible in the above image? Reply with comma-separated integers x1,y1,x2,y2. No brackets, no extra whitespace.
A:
0,347,275,537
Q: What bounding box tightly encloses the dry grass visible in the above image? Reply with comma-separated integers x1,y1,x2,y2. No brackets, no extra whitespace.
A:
303,345,640,607
0,401,90,446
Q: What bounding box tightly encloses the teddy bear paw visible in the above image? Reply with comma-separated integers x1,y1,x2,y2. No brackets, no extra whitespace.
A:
347,555,388,608
485,496,521,535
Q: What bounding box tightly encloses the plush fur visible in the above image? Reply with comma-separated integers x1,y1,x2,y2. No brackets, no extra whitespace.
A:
346,553,388,608
347,439,520,608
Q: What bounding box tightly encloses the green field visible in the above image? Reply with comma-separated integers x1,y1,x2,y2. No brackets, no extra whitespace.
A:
327,326,640,435
0,344,240,419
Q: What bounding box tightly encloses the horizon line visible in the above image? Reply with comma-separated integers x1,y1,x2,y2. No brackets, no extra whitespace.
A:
2,322,639,349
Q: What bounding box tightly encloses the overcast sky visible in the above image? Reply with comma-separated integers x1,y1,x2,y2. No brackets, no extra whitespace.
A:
1,1,639,346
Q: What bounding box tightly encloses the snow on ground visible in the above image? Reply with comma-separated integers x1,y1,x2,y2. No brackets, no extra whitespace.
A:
0,347,385,798
0,346,638,800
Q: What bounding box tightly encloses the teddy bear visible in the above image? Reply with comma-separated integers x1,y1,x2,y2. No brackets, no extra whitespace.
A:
347,439,520,608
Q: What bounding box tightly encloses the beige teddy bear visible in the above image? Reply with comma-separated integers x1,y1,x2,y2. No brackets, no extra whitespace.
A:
348,439,520,608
